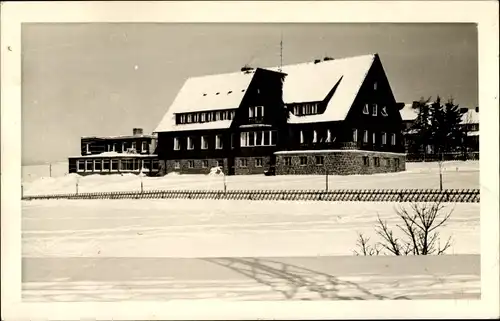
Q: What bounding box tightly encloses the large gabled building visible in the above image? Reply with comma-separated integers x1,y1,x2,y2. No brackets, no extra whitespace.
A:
154,53,406,176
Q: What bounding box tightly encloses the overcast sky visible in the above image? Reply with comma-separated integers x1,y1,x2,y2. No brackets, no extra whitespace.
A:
21,23,478,165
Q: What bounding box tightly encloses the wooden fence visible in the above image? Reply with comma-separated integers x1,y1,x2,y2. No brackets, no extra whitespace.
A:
22,189,480,203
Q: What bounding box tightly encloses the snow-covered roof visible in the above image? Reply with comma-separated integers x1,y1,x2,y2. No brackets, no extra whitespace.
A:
467,131,479,137
460,109,479,124
155,54,377,132
272,54,376,124
69,152,158,158
82,134,156,140
399,104,419,121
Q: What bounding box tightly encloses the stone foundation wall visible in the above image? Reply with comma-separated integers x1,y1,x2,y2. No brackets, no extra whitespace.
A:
234,156,271,175
275,150,406,175
165,158,228,175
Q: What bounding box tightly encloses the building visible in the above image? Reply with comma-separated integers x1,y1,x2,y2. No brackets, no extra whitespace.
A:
68,128,160,175
399,104,479,160
154,53,406,176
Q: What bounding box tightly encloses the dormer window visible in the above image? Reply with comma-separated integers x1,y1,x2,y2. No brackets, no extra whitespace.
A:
201,113,206,122
187,114,192,123
85,143,90,154
215,112,221,121
179,114,186,123
313,130,318,143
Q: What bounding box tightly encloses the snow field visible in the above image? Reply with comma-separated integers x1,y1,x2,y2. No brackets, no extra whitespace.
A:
22,161,480,196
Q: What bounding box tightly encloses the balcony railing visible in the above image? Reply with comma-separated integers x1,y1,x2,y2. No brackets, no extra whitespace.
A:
248,117,266,125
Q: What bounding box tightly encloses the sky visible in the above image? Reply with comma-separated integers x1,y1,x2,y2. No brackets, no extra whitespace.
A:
21,23,478,165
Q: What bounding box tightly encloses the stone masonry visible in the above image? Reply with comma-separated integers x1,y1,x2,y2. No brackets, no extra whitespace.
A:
274,150,406,175
234,156,271,175
165,158,229,175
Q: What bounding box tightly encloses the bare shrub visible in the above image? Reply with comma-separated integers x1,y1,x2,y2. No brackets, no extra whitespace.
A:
354,202,454,256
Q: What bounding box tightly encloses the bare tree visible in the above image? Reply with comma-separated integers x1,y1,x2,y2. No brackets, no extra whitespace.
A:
354,202,454,256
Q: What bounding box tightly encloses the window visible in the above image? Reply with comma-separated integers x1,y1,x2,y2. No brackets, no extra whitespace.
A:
94,160,102,171
372,132,376,144
112,144,116,152
85,160,93,171
255,158,263,167
187,114,192,123
77,160,85,172
240,131,276,147
284,157,292,166
214,112,220,121
85,143,90,154
300,156,308,166
313,130,318,143
111,159,119,171
231,134,235,149
391,133,396,145
187,137,194,150
249,106,264,118
207,113,212,122
188,160,195,168
326,130,332,143
202,160,209,168
381,106,388,117
142,141,147,153
201,113,206,122
363,130,369,143
122,143,126,152
180,114,186,123
193,113,199,122
395,158,400,168
315,156,324,166
107,144,111,152
352,129,358,142
230,111,236,119
131,142,136,151
215,135,223,149
312,103,318,114
271,131,277,146
174,137,180,150
385,158,391,167
382,132,387,145
374,157,380,167
300,131,304,144
201,136,208,149
363,104,370,115
374,82,378,90
152,160,159,170
293,105,299,115
174,161,180,169
103,159,110,171
372,104,378,116
363,156,369,166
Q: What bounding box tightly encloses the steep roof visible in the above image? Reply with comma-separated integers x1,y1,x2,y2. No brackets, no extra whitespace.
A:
460,108,479,124
154,54,378,132
399,104,419,121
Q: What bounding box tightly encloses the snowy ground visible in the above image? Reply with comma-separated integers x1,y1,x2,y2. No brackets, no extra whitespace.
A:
22,161,479,196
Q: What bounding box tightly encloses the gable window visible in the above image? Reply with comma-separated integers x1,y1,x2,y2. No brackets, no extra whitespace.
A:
173,137,180,150
313,130,318,143
255,158,263,167
391,133,396,145
382,132,387,145
202,160,209,168
381,106,388,117
363,156,369,166
372,104,378,116
315,156,324,166
187,137,194,150
215,134,223,149
174,161,180,169
300,156,308,166
142,141,147,153
352,129,358,142
188,160,194,168
363,104,370,115
374,82,378,90
284,157,292,166
201,136,208,149
249,106,264,119
240,159,248,167
363,130,369,143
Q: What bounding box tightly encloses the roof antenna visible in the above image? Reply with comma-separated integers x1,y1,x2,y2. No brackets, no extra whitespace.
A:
279,31,283,72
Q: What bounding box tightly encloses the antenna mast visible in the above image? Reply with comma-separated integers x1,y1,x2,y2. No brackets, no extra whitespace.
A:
279,31,283,72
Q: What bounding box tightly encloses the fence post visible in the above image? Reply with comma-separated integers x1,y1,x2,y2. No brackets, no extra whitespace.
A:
325,169,329,192
21,184,23,199
49,163,52,178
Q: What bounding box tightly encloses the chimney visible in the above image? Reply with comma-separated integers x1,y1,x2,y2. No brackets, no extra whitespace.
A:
133,128,143,136
475,106,479,113
314,59,321,64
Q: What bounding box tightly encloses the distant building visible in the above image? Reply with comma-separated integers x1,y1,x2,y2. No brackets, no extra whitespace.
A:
153,53,406,175
68,128,160,175
399,104,479,160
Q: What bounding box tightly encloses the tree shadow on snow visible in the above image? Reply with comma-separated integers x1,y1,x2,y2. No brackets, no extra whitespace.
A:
202,257,408,300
